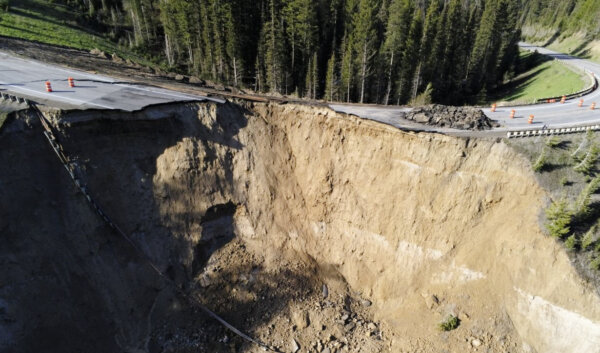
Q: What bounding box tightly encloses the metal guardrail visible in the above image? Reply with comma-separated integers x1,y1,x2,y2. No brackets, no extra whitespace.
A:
0,91,28,104
507,125,600,138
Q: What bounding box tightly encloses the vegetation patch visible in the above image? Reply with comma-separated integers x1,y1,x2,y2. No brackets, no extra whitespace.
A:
509,131,600,275
0,0,148,65
490,51,587,104
0,112,7,131
438,315,460,332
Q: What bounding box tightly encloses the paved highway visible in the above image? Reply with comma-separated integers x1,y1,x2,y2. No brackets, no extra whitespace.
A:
0,51,224,111
2,43,599,134
330,43,600,134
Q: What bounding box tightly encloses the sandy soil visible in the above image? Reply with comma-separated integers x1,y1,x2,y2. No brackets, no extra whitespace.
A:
1,97,600,353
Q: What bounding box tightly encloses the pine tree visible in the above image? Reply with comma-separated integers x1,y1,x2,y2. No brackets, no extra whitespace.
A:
325,51,338,101
382,0,412,105
283,0,317,94
468,0,501,95
417,0,441,99
263,0,286,93
353,0,378,104
441,0,467,103
340,30,354,102
397,9,423,104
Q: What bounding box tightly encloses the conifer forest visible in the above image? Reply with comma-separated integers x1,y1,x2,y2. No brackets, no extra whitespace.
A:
58,0,592,105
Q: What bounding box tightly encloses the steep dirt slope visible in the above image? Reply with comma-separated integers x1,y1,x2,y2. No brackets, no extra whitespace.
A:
246,103,600,353
1,101,600,353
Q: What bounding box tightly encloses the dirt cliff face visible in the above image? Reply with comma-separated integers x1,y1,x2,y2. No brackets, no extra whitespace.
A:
1,101,599,353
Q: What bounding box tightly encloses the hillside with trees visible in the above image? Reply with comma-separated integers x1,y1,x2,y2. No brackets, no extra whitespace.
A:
521,0,600,63
4,0,523,105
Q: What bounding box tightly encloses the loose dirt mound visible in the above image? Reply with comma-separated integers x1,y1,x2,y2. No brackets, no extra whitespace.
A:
405,104,498,130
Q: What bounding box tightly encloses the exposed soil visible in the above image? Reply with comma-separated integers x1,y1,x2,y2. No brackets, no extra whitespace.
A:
404,104,499,130
1,98,600,353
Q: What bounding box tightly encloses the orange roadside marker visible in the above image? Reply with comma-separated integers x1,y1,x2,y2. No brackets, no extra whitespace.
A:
528,115,534,124
491,103,497,112
561,95,566,104
579,99,584,107
591,102,596,111
45,81,52,92
68,77,75,88
509,109,516,119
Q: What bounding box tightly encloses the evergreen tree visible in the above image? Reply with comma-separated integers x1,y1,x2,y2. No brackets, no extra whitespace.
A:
57,0,523,105
397,9,422,103
418,0,441,98
382,0,412,105
340,30,354,102
325,51,338,101
352,0,379,104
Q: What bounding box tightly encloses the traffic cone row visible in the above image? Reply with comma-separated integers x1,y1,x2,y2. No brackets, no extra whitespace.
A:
493,96,598,127
44,78,77,92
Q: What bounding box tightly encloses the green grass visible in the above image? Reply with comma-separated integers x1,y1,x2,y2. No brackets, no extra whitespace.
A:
0,0,150,65
491,52,588,104
438,315,460,331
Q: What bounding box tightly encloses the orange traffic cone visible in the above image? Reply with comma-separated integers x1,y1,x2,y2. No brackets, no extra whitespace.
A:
591,102,596,111
561,95,566,104
45,81,52,92
509,109,516,119
491,103,497,112
528,115,534,124
579,99,584,107
68,77,75,88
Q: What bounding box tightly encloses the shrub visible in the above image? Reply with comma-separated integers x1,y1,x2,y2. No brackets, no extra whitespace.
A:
560,177,569,186
546,136,561,148
533,148,548,172
573,177,600,219
574,143,600,175
582,226,597,251
438,315,460,331
565,234,579,251
590,254,600,271
411,83,433,106
545,198,572,239
571,130,593,159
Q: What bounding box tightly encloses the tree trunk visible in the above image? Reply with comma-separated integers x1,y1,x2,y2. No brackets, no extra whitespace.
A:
360,42,368,104
164,34,173,67
384,52,394,105
233,56,238,87
411,63,422,101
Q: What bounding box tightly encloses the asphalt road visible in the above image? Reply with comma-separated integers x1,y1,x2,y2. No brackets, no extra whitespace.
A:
330,43,600,135
2,43,599,133
0,51,224,111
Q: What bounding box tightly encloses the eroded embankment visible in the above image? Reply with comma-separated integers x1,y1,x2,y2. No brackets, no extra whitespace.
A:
1,101,600,353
